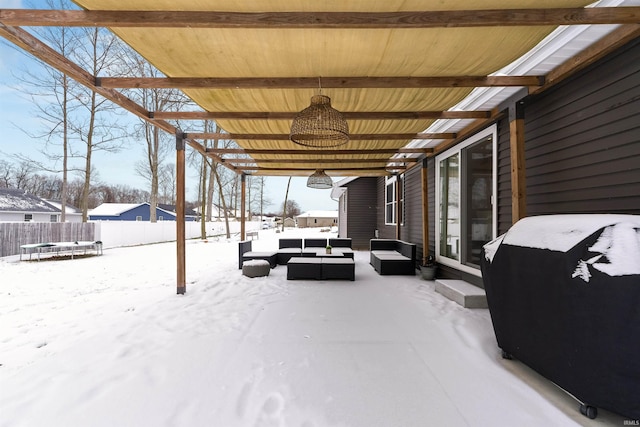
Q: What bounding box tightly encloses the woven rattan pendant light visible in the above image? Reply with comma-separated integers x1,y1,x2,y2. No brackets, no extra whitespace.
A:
290,93,349,148
306,169,333,189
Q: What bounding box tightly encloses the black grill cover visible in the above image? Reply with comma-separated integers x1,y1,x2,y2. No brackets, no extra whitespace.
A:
480,215,640,419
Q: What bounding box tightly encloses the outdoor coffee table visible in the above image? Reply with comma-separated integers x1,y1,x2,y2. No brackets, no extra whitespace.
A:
321,257,355,281
287,256,355,281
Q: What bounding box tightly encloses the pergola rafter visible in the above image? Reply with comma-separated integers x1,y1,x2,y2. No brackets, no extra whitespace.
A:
98,76,544,89
1,7,639,28
150,110,491,121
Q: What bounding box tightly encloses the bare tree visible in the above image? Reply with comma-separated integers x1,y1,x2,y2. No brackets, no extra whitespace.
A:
284,200,302,218
122,53,189,222
0,159,14,188
13,0,82,221
72,26,129,221
281,177,291,231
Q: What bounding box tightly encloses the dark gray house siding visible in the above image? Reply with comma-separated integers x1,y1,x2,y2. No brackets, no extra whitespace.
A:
401,165,423,261
496,116,513,235
493,36,640,229
521,37,640,216
343,177,378,250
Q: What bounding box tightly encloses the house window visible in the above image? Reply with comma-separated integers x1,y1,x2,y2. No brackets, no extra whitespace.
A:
50,215,58,223
24,214,33,222
436,125,497,275
158,216,164,221
385,175,404,225
136,216,142,221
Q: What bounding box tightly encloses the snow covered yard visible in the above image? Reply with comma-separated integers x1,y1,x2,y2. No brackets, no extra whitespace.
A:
0,228,627,426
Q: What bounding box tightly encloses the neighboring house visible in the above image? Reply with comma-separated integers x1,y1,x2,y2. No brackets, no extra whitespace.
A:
89,203,197,221
45,200,83,223
157,204,198,221
337,37,640,287
0,188,61,222
283,217,296,228
296,210,338,228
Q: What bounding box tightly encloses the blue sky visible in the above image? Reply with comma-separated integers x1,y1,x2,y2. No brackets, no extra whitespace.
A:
0,0,338,213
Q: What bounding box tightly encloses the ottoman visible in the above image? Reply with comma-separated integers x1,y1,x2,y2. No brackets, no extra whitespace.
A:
322,258,355,281
287,257,322,280
242,259,271,278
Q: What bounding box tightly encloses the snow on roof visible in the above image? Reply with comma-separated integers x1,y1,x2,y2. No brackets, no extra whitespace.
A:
45,200,82,214
0,188,59,213
88,203,143,216
296,210,338,219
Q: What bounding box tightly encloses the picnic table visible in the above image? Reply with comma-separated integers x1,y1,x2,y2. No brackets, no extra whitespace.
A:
20,241,103,261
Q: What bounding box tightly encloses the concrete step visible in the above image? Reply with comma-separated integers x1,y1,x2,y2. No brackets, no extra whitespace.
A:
435,279,488,309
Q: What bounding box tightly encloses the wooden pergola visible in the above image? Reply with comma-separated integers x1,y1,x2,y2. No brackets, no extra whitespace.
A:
1,3,638,293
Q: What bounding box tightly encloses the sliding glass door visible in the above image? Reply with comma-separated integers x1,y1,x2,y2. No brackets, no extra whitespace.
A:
436,126,497,274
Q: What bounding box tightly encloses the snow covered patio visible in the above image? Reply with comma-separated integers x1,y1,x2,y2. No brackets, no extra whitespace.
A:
0,229,627,426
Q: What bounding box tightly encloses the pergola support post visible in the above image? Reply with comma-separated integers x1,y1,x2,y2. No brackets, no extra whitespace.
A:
395,174,402,240
421,158,430,263
509,102,527,224
176,132,186,295
240,174,246,240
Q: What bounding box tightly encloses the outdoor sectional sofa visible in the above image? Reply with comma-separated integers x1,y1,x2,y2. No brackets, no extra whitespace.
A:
239,238,355,269
277,238,303,265
370,239,416,275
238,240,277,269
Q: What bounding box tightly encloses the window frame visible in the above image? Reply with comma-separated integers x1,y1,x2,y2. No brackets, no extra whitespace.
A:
435,125,498,276
384,175,404,225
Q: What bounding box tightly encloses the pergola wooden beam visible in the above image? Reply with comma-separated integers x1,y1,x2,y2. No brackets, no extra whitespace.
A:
235,166,406,173
99,76,544,89
189,132,454,141
221,158,419,164
2,8,639,28
207,147,432,155
151,110,491,121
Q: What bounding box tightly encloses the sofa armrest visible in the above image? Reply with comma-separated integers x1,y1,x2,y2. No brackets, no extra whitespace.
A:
398,241,417,262
238,240,252,269
370,239,399,251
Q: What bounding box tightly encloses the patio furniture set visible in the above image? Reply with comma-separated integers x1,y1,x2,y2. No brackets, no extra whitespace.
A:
239,238,355,281
239,237,418,281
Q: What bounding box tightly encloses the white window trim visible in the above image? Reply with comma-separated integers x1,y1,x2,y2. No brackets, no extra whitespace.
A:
384,176,398,225
435,125,498,277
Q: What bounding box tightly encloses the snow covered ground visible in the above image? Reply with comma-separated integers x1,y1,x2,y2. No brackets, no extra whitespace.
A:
0,228,627,426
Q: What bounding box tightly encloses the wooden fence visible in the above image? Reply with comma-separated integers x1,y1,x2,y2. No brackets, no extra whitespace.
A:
0,222,95,258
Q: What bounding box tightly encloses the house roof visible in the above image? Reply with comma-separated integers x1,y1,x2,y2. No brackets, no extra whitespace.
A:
89,202,196,217
3,0,633,179
158,203,198,217
89,203,145,216
45,200,82,214
296,210,339,219
0,188,60,213
330,177,358,200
